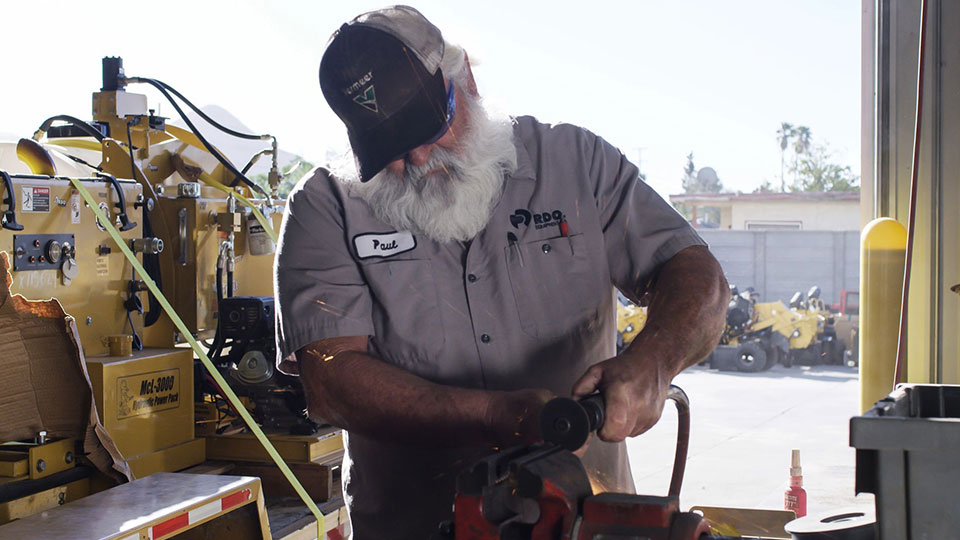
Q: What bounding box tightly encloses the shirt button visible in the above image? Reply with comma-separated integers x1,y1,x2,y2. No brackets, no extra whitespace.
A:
468,273,478,283
481,333,491,343
541,243,552,254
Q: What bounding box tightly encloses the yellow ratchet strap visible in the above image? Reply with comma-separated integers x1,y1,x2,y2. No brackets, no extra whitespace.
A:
68,177,324,538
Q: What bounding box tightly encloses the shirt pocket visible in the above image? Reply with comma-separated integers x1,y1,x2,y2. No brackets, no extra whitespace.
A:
359,258,446,373
505,234,603,340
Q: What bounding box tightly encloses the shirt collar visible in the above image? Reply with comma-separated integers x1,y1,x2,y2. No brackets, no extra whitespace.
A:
508,118,536,182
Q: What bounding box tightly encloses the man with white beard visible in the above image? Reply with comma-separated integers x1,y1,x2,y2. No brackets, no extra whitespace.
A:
274,6,728,538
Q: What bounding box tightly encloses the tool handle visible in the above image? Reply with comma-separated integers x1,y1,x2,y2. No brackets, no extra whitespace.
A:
579,393,605,433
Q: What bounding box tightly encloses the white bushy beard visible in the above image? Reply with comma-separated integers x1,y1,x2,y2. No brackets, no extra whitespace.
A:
345,89,517,244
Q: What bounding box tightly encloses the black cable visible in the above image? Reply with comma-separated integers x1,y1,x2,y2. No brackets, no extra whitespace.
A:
123,76,270,198
241,149,271,175
35,115,105,141
136,76,275,192
63,153,102,172
208,265,226,362
136,78,271,141
226,268,234,298
126,311,143,351
124,268,144,351
124,122,163,327
125,120,140,178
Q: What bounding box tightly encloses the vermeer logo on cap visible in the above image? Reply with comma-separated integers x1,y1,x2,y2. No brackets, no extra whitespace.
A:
353,85,379,112
353,231,416,259
342,71,373,95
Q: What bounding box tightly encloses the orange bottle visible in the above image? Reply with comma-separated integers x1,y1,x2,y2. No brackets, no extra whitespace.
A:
784,449,807,517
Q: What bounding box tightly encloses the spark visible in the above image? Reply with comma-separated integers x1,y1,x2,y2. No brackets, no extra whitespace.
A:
311,299,364,323
441,297,467,318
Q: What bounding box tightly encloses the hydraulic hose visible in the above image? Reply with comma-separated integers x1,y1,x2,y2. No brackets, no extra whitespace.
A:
241,149,273,175
130,77,272,142
131,75,279,192
33,115,105,142
208,265,226,363
122,76,271,199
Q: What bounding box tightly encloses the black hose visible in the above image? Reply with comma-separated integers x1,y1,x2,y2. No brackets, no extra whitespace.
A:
127,311,143,351
208,265,226,363
241,149,272,176
226,268,234,298
123,76,270,198
133,77,271,141
35,115,105,142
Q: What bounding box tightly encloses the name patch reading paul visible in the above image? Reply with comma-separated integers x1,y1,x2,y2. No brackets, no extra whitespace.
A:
353,231,416,259
117,368,181,419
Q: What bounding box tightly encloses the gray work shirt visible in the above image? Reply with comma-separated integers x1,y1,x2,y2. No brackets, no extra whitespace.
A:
275,116,705,539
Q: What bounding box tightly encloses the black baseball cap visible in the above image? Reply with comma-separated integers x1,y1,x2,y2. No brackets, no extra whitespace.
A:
319,6,450,181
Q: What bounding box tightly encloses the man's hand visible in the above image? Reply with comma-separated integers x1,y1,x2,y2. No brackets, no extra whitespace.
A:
570,245,727,443
571,351,670,442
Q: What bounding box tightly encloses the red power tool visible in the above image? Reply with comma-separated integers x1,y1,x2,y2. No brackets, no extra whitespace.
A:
436,386,727,540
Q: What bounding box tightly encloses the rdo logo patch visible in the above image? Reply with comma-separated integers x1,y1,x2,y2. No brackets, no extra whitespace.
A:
510,208,564,230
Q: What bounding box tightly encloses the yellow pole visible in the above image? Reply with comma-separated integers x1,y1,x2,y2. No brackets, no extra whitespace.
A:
859,218,907,413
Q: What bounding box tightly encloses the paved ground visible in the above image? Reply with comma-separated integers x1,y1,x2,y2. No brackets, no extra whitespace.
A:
625,363,876,517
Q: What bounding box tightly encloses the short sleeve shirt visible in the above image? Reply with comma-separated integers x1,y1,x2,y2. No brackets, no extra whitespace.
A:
274,116,705,539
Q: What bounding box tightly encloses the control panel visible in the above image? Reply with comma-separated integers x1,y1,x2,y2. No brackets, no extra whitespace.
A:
13,234,76,271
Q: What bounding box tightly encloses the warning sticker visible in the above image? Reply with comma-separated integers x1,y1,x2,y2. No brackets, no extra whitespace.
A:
21,186,50,213
117,368,181,419
70,193,82,224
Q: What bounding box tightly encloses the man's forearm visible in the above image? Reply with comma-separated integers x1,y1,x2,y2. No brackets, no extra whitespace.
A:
298,338,548,447
626,245,728,376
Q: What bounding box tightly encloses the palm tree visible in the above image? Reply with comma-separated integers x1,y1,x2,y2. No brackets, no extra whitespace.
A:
792,126,812,187
776,122,795,192
793,126,812,155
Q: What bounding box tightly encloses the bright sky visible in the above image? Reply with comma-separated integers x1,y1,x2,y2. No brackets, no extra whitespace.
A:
2,0,861,198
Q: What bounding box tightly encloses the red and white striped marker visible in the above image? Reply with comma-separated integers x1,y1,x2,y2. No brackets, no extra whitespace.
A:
129,488,252,540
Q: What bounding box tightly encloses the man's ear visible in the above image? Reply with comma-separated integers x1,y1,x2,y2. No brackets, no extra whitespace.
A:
464,52,479,96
